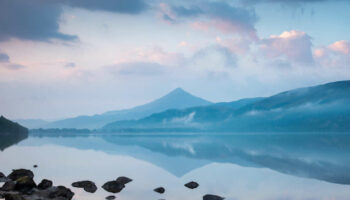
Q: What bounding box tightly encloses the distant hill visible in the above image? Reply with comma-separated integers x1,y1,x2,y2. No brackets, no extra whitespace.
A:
0,116,28,150
42,88,212,129
102,80,350,132
14,119,49,129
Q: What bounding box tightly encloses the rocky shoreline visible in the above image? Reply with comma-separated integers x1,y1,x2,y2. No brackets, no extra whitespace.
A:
0,168,224,200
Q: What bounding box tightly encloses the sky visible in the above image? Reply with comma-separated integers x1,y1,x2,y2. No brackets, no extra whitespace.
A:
1,0,350,120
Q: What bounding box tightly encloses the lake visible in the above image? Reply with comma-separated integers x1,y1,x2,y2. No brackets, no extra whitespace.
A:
1,133,350,200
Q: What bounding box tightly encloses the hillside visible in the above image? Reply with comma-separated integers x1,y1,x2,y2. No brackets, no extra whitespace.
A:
103,97,264,130
102,80,350,132
0,116,28,150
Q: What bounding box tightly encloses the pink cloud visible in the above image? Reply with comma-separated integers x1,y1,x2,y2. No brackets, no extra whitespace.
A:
260,30,313,64
328,40,350,55
313,40,350,68
313,48,326,58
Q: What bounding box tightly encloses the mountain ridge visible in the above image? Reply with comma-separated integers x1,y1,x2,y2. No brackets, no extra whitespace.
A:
40,88,211,129
103,80,350,132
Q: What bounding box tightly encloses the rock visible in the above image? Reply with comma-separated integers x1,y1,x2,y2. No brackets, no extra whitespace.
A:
105,195,116,200
1,181,16,191
102,181,125,193
0,172,9,182
37,179,53,190
14,176,37,194
4,193,25,200
48,186,74,200
184,181,199,189
203,194,224,200
71,180,97,193
116,176,132,185
153,187,165,194
33,165,38,168
7,169,34,181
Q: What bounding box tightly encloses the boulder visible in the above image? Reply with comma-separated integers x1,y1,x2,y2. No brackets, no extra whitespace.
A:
37,179,53,190
1,181,16,191
0,172,9,182
153,187,165,194
7,170,34,181
14,176,37,194
71,180,97,193
48,186,74,200
102,181,125,193
203,194,224,200
105,195,116,200
184,181,199,189
116,176,132,185
4,193,25,200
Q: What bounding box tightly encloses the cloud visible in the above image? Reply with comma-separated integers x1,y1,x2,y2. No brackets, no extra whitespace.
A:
107,62,165,76
1,63,25,70
0,52,10,63
215,36,252,54
314,40,350,68
243,0,333,5
66,0,148,14
187,45,237,77
159,2,258,38
116,46,185,66
260,30,314,64
0,0,148,42
0,50,25,70
0,0,76,42
65,62,76,68
328,40,350,55
6,64,25,70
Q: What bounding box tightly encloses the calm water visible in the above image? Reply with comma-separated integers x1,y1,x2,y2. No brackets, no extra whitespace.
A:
1,133,350,200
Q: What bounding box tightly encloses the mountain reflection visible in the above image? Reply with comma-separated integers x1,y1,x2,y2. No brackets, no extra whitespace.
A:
28,133,350,185
0,134,28,151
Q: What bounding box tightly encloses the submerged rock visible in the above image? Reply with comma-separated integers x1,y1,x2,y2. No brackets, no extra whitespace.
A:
72,180,97,193
153,187,165,194
203,194,224,200
105,195,116,200
37,179,53,190
14,176,36,194
102,181,125,193
7,169,34,181
48,186,74,200
184,181,199,189
116,176,132,185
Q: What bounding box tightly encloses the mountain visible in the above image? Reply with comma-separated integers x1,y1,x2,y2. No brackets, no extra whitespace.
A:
0,116,28,150
42,88,212,129
103,97,264,130
102,80,350,132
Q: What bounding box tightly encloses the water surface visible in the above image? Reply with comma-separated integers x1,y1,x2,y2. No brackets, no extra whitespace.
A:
1,133,350,200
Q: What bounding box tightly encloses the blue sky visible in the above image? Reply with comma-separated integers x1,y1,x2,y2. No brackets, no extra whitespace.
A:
0,0,350,119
